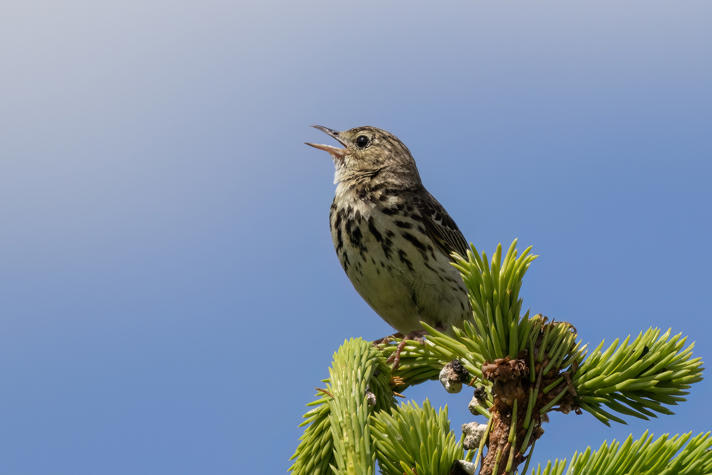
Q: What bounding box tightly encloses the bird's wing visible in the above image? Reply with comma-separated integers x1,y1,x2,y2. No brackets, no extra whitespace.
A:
415,190,469,258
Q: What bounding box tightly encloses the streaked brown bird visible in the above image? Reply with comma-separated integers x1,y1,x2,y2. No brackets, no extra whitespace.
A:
307,125,471,364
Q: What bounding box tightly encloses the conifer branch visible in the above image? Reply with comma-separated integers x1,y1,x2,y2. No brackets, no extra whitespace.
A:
289,338,395,474
370,400,464,475
452,240,538,362
288,392,333,474
574,328,704,425
532,430,712,474
291,241,706,474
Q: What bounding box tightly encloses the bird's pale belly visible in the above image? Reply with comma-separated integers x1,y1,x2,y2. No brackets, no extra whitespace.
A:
330,204,470,334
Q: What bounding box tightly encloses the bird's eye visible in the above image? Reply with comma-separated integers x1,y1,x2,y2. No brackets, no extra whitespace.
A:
355,135,370,148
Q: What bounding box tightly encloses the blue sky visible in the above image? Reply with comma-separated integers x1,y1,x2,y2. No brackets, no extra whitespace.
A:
1,1,710,473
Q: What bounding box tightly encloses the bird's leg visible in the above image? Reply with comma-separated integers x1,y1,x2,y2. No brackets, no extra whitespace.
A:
372,332,403,346
387,330,427,369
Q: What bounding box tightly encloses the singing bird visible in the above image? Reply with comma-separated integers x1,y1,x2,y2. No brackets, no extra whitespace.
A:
307,125,471,363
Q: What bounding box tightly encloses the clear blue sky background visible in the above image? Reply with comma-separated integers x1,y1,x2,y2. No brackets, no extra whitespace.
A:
1,1,710,473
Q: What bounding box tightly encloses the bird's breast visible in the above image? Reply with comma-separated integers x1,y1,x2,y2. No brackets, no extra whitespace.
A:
329,192,470,333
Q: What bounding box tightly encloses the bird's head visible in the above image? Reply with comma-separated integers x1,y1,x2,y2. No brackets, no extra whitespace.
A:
306,125,422,186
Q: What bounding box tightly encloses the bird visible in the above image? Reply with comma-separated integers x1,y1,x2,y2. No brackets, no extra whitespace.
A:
306,125,471,365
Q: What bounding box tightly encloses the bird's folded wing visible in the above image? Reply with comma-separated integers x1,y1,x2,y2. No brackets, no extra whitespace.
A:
416,191,469,259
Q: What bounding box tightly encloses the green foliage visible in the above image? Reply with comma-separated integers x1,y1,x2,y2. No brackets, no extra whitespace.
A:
370,400,464,475
382,322,487,395
383,341,444,388
329,339,394,474
533,430,712,475
574,328,704,425
291,241,706,474
289,392,333,474
452,240,538,361
383,240,550,397
289,338,394,475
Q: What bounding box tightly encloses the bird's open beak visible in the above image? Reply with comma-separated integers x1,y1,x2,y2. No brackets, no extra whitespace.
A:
305,125,348,158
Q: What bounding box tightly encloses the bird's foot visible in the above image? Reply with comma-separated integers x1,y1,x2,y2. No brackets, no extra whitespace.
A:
386,330,427,370
372,332,404,347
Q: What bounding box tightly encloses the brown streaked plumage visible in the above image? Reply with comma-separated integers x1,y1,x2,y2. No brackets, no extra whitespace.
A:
307,125,471,346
